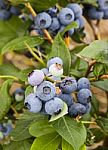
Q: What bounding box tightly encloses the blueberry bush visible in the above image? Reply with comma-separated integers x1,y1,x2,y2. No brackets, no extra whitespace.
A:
0,0,108,150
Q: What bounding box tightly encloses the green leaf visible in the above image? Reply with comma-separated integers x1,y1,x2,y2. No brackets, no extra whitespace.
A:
62,139,86,150
25,86,33,97
2,36,44,54
11,111,48,141
49,102,68,122
0,79,13,120
30,133,61,150
0,16,29,51
96,117,108,134
93,63,106,78
52,116,86,150
0,63,33,82
61,21,78,36
29,120,55,137
48,33,71,75
78,40,108,64
3,140,31,150
62,139,74,150
10,0,57,12
92,79,108,92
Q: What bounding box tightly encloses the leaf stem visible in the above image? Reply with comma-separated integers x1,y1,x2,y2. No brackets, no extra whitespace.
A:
11,106,20,118
25,2,53,43
81,121,97,125
25,42,45,66
65,33,70,48
85,60,96,77
0,75,19,81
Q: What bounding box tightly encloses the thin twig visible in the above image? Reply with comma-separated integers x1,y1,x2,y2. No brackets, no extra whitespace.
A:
85,60,97,77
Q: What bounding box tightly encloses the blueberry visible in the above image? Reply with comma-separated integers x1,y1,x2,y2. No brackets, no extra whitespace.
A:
103,8,108,19
0,124,3,131
10,6,21,16
34,12,52,29
68,28,74,36
87,7,104,20
41,68,49,75
49,17,60,31
97,0,106,9
0,0,6,9
45,97,64,115
58,8,74,25
77,89,92,104
67,3,82,18
60,77,77,94
58,25,65,32
47,6,58,17
57,93,74,106
14,88,25,102
85,103,91,113
2,123,13,136
77,77,90,90
47,57,63,68
36,81,56,101
24,93,42,113
0,10,11,20
49,64,63,77
75,16,85,28
69,103,87,117
28,70,44,86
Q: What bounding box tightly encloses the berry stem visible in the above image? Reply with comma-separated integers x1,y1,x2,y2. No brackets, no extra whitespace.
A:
0,75,19,81
25,2,53,43
65,32,70,48
85,60,97,77
11,106,20,118
81,121,97,125
89,74,108,81
25,42,46,66
32,48,47,59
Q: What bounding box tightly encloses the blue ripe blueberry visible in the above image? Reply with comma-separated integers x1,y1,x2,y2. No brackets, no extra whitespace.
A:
24,93,42,113
34,12,52,29
10,6,21,16
41,68,49,75
57,93,74,106
77,77,90,90
36,81,56,101
60,77,77,93
45,97,64,115
67,3,82,18
77,89,92,104
47,6,58,17
28,69,44,86
49,64,63,77
87,7,104,20
59,25,65,32
47,57,63,68
2,123,13,136
68,28,74,36
75,16,85,28
49,17,60,31
85,102,91,113
103,8,108,19
58,8,74,25
0,10,11,20
69,103,87,117
0,0,6,9
14,88,25,102
97,0,106,9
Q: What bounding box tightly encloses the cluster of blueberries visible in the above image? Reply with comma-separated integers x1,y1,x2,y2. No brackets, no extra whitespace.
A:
31,3,85,36
25,57,92,117
84,0,108,20
0,121,13,141
0,0,21,20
